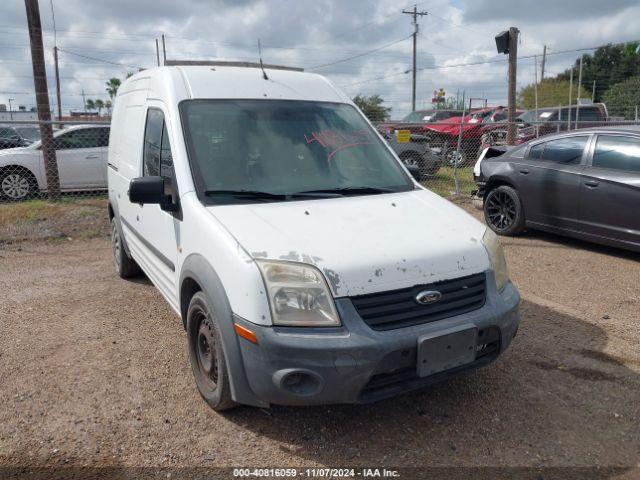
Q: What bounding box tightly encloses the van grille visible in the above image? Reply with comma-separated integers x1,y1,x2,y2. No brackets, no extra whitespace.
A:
351,272,486,331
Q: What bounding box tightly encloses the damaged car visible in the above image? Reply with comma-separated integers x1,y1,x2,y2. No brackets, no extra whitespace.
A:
108,63,521,410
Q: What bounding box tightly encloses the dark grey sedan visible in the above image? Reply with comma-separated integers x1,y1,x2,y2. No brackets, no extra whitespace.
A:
474,126,640,252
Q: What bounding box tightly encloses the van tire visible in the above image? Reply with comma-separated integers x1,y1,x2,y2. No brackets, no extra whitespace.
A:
187,292,236,411
484,185,525,236
111,218,140,278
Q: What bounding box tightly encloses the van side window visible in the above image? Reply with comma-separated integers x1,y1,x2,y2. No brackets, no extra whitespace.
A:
143,108,177,198
143,109,164,176
160,122,173,178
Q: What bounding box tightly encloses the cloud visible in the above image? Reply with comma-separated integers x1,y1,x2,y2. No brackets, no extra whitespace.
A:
463,0,637,23
0,0,638,119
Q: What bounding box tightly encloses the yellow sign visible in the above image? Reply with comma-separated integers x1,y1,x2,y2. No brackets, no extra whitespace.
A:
396,129,411,143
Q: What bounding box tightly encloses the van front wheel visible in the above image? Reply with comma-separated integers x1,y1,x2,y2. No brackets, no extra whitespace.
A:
111,218,140,278
187,292,236,411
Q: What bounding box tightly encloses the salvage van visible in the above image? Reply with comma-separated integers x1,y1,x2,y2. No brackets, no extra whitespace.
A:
107,63,520,410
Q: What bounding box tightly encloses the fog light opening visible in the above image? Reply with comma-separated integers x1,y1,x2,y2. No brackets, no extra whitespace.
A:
280,371,321,396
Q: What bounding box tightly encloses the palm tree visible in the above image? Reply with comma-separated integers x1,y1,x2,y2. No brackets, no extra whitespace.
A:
95,99,105,116
105,100,112,115
85,98,95,113
105,77,122,100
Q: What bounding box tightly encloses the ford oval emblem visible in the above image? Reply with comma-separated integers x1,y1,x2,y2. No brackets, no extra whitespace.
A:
415,290,442,305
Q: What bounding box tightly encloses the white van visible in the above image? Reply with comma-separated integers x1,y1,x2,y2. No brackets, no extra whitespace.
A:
108,63,520,410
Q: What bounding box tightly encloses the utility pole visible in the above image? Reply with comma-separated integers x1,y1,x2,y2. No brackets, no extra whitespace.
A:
8,98,13,120
155,38,160,67
506,26,519,145
567,67,573,130
25,0,59,198
540,44,547,81
161,34,167,66
81,89,86,112
575,55,583,129
53,46,62,120
402,5,428,112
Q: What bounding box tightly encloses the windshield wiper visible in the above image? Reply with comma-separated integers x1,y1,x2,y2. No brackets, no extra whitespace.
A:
294,186,396,196
204,189,287,201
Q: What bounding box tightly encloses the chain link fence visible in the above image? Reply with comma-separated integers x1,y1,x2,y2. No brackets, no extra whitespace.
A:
2,114,640,207
376,111,640,197
0,120,110,203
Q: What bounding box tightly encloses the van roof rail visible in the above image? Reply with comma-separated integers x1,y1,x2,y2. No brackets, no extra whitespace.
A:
164,60,304,72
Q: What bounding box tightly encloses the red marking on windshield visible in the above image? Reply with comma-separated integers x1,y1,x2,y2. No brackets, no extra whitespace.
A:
304,129,372,161
327,142,373,162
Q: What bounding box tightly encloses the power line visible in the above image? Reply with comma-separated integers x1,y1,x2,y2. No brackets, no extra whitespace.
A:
56,47,142,70
304,35,413,71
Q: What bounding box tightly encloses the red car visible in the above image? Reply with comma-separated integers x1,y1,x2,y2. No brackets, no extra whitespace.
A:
422,107,524,167
377,109,464,135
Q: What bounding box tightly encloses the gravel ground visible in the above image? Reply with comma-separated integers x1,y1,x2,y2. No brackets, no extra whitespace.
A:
0,200,639,477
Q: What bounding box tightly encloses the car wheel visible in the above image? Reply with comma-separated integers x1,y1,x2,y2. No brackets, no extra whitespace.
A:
187,292,236,411
444,148,468,168
0,168,39,201
111,218,141,278
484,185,525,235
400,152,430,179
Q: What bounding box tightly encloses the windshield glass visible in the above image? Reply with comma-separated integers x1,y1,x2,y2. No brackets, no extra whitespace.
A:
517,109,555,124
402,110,433,122
15,127,40,141
180,100,413,203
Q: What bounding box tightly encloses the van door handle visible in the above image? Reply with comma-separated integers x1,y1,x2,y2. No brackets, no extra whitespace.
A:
85,154,99,159
519,169,530,175
584,180,599,188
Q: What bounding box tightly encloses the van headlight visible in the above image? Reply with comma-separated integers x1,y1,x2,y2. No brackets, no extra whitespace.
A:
482,228,509,291
256,260,340,327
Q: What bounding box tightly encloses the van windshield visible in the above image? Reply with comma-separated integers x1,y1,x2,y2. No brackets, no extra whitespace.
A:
180,100,413,204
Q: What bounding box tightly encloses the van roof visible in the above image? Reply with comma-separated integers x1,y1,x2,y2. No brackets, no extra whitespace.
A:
122,65,350,104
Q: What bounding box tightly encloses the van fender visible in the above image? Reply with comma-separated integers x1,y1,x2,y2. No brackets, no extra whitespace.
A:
179,254,268,408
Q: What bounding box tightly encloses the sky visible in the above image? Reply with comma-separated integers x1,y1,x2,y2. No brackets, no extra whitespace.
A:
1,0,639,119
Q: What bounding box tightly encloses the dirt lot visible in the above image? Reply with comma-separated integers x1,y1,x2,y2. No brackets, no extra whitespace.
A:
0,198,639,478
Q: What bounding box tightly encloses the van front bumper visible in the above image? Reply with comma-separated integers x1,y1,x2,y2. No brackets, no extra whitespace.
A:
232,271,520,406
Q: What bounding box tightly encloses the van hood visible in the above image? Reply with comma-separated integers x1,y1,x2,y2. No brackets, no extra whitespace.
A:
206,189,490,297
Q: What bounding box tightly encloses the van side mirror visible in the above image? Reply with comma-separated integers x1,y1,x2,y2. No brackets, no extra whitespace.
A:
405,164,421,181
129,176,179,212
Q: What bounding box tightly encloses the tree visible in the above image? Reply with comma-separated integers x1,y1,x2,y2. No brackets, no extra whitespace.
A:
85,98,95,112
352,94,391,121
517,78,588,109
438,95,465,110
555,43,640,102
95,99,105,116
602,75,640,119
105,99,112,115
105,77,122,99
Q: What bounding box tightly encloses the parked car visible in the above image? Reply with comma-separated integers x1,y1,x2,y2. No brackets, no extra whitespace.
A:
381,131,441,179
378,109,465,135
0,125,41,149
108,64,520,410
423,107,525,167
473,126,640,252
0,124,110,200
514,103,608,143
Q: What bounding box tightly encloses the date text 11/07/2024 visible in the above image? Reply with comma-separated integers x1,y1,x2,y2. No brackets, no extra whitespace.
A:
232,468,401,478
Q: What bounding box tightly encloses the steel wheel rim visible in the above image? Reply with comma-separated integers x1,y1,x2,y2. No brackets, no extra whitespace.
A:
111,223,121,269
195,312,219,387
486,191,517,230
2,174,30,199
